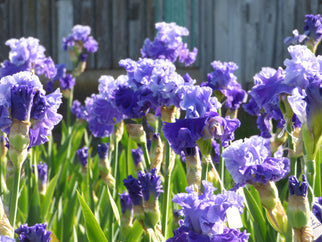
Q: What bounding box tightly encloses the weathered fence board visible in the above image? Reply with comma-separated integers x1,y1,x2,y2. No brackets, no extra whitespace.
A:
0,0,321,87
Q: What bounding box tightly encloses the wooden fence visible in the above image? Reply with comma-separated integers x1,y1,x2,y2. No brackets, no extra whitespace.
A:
0,0,321,88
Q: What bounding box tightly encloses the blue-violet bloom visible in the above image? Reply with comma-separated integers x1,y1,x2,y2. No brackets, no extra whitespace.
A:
15,223,51,242
222,135,289,186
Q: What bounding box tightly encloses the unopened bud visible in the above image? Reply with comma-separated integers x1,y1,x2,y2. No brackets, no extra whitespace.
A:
160,106,178,123
126,123,146,144
184,147,202,193
144,201,160,229
8,119,30,169
149,134,163,173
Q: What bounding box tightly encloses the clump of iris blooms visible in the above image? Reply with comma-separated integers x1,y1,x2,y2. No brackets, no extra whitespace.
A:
0,37,57,79
141,22,198,66
15,223,51,242
168,181,248,241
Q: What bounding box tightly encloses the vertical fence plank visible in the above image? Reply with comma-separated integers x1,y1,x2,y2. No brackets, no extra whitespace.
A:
8,0,22,38
0,0,9,61
128,0,145,59
57,0,74,68
112,0,128,68
145,0,156,39
36,0,51,58
95,0,112,69
22,0,36,37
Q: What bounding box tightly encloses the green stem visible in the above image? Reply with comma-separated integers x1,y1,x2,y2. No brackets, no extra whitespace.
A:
9,166,21,227
66,87,74,130
112,136,119,197
218,142,225,189
161,142,171,238
109,135,119,242
287,123,297,177
140,141,150,169
201,154,211,182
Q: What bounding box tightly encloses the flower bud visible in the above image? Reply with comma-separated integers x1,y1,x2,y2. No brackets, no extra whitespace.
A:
160,106,178,123
114,121,124,143
126,123,146,144
254,182,290,235
144,201,160,228
131,147,144,172
0,198,13,238
8,119,30,169
184,147,202,193
287,175,311,230
149,133,163,173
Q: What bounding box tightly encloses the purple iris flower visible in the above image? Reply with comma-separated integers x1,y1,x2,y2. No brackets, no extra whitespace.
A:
283,45,320,89
118,58,188,110
0,236,15,242
97,143,109,160
11,85,35,121
131,147,143,166
203,113,241,147
204,60,246,110
62,25,98,53
112,86,149,119
71,100,87,120
85,94,124,138
244,67,293,138
123,175,143,206
180,85,221,118
1,37,57,79
59,74,75,90
32,161,48,185
15,223,51,242
304,14,322,42
169,181,247,241
141,22,198,66
50,64,75,90
163,118,207,154
222,135,289,186
313,197,322,223
289,175,308,197
77,147,88,167
305,80,322,136
284,29,308,45
138,168,163,201
119,192,133,215
0,72,62,147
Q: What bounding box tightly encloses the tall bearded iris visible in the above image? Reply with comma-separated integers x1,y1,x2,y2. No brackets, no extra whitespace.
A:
222,135,289,186
141,22,198,66
0,37,56,79
0,72,62,150
203,60,246,110
169,181,248,241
